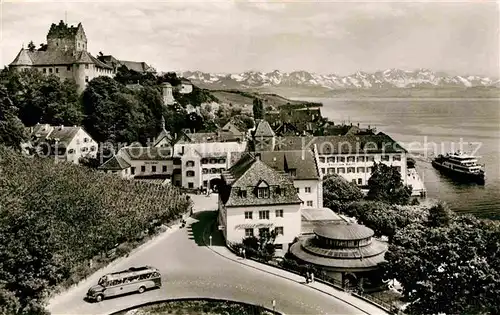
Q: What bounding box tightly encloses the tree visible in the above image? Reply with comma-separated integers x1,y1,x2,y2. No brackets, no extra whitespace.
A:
252,98,264,119
383,216,500,315
27,41,36,52
157,72,181,86
0,87,27,150
82,76,145,145
322,174,364,211
367,162,412,205
232,114,254,130
3,68,82,126
427,201,454,227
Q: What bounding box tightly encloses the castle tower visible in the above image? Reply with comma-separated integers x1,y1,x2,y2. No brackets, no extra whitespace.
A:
46,20,87,52
161,82,175,106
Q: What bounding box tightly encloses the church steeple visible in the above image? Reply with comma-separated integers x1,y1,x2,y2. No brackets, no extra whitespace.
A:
161,115,165,130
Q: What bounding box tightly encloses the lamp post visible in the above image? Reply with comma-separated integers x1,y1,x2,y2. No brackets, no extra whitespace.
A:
209,235,212,246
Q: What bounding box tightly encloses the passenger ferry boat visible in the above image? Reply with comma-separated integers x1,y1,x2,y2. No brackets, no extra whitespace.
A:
431,152,485,185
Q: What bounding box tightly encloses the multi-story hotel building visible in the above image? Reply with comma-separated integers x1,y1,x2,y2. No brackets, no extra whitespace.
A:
310,134,408,186
252,122,408,188
218,153,302,255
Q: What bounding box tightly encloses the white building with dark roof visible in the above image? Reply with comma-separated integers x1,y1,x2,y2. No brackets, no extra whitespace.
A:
251,123,411,189
98,146,175,180
99,119,248,189
28,123,98,164
179,79,193,94
258,150,323,209
218,152,303,255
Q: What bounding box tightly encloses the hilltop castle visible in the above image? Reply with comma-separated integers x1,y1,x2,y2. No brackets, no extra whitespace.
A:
9,20,154,93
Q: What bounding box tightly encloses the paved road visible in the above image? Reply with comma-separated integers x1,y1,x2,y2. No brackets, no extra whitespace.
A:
47,194,386,315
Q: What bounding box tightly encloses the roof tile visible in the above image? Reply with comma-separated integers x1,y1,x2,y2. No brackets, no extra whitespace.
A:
221,153,302,207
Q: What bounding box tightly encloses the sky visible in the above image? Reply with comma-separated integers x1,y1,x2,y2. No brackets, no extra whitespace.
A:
1,0,499,77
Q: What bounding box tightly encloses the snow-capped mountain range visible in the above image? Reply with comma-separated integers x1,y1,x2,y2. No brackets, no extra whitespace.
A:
180,69,500,90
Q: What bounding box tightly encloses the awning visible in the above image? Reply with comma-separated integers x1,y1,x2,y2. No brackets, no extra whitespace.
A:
235,223,274,229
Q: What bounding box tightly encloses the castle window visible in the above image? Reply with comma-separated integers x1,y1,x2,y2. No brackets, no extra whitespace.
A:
49,68,53,73
67,65,71,71
186,170,195,177
85,76,89,83
43,68,47,73
55,68,59,73
186,160,195,167
85,64,89,69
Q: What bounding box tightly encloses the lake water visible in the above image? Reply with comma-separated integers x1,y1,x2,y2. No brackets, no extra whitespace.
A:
297,97,500,220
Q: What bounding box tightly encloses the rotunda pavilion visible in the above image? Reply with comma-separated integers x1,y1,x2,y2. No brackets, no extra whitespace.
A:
290,222,387,290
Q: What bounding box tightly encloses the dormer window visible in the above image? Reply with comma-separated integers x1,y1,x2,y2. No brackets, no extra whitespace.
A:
288,169,297,177
256,180,270,198
257,187,269,198
238,189,247,198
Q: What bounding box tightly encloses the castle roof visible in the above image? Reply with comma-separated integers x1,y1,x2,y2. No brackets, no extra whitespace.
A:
10,49,113,68
10,49,34,66
119,60,155,73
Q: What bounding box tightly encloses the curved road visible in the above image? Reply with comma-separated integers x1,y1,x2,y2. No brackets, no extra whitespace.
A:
48,194,385,315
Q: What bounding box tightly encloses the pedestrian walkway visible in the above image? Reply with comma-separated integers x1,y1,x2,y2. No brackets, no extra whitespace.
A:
207,244,388,315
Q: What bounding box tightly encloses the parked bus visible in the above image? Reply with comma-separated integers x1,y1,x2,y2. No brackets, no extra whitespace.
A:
86,266,161,302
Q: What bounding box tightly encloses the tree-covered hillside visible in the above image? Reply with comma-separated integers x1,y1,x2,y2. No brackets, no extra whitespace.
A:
0,146,191,314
